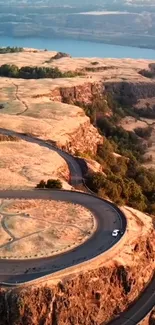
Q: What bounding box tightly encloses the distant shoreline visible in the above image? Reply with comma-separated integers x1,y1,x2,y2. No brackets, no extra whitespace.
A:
0,35,155,59
1,34,155,52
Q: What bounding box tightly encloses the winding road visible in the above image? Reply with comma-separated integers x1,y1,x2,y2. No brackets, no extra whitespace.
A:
0,128,154,325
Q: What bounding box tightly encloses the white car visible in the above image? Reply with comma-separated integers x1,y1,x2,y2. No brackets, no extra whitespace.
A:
112,229,122,237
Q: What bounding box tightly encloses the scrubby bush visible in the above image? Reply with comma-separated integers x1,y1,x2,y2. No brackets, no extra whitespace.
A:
134,126,152,139
139,69,155,79
86,172,106,193
36,180,46,189
91,62,99,65
46,179,62,189
36,179,62,189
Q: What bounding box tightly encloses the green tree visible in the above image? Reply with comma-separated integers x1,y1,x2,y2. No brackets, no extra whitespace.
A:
126,180,147,211
46,179,62,189
36,180,46,188
86,172,106,193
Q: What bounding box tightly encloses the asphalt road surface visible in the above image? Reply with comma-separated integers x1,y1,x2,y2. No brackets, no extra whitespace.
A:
0,189,126,284
0,128,154,325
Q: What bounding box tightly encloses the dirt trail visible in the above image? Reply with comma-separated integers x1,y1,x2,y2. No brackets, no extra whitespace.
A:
12,83,29,115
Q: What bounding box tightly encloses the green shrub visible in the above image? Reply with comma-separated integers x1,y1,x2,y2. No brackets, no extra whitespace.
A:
0,64,82,79
36,180,46,189
0,46,23,54
134,126,152,139
36,179,62,189
46,179,62,189
86,172,106,193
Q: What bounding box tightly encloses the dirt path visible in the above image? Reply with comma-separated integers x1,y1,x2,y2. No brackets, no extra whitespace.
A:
12,83,29,115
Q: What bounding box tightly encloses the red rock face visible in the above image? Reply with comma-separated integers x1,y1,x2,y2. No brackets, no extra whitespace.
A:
0,231,154,325
50,82,104,106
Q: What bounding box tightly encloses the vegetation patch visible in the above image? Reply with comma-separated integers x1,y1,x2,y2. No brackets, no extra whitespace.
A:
85,66,114,72
36,179,62,189
139,63,155,79
79,93,155,214
0,47,23,54
0,64,83,79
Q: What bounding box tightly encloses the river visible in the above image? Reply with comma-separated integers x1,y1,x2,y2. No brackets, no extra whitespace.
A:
0,36,155,59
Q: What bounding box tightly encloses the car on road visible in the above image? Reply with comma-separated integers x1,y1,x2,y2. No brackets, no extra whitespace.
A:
112,229,123,237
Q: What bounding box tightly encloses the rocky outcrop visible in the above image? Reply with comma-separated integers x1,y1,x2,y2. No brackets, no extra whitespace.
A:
0,228,154,325
50,82,105,106
58,120,103,155
52,52,71,60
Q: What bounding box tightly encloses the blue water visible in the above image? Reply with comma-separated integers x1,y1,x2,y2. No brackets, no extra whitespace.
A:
0,36,155,59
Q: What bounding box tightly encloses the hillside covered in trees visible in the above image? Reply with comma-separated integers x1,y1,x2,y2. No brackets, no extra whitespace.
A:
77,94,155,215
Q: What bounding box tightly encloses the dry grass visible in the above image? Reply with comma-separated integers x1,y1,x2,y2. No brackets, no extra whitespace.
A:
0,199,95,259
0,140,69,189
0,49,153,80
0,76,88,146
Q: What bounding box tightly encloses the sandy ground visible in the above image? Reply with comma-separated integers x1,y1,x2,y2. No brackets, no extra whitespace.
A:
0,199,95,259
0,139,69,190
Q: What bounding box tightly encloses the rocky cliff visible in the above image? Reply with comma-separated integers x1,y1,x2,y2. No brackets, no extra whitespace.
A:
59,120,103,155
49,79,155,109
1,51,155,108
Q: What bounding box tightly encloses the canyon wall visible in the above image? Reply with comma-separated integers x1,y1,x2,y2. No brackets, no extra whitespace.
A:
49,79,155,109
50,82,104,106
